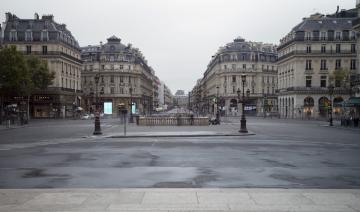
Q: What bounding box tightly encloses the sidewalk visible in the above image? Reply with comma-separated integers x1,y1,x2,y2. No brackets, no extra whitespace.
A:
0,189,359,211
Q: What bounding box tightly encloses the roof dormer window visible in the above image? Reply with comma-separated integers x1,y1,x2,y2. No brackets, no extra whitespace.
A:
305,31,312,41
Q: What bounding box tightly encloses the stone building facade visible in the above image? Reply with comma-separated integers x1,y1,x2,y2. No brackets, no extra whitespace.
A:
1,13,82,118
81,36,156,117
278,8,358,119
194,37,278,117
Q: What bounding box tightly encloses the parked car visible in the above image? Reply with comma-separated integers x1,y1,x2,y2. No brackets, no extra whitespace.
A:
81,114,90,120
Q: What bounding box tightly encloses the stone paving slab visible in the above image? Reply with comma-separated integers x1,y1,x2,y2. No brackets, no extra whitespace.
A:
0,189,360,212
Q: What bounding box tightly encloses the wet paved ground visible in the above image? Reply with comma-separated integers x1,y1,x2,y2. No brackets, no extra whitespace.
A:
0,117,360,188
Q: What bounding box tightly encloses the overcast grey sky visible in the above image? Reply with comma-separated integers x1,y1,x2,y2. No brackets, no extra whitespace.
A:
1,0,355,94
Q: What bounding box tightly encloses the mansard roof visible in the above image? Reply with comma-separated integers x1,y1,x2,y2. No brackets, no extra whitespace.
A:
2,12,80,49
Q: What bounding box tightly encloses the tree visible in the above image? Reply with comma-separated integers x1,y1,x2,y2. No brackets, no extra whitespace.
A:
26,55,54,91
329,68,350,88
0,46,54,122
0,46,31,96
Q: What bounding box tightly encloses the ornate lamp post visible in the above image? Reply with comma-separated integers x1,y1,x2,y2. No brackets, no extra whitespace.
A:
129,87,133,123
237,74,249,133
328,84,335,126
216,86,220,124
93,73,102,135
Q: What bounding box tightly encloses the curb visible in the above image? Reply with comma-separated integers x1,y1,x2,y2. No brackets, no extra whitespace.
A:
106,133,256,138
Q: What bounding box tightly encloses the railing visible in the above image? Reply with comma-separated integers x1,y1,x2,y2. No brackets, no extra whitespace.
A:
138,116,209,126
278,50,356,61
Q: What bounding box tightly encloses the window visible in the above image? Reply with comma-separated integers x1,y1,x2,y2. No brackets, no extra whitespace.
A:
306,76,312,87
336,44,341,53
101,76,104,83
224,65,227,70
267,87,270,94
320,76,327,88
306,45,312,53
252,87,255,94
305,60,312,70
101,65,105,70
232,86,236,93
334,79,341,88
41,31,48,41
351,59,356,70
110,75,114,83
272,87,275,94
120,76,124,83
129,76,131,84
320,31,327,40
42,46,47,55
350,31,356,40
335,31,342,40
305,31,312,40
110,87,115,94
243,64,246,70
351,44,356,53
9,31,17,42
26,45,31,54
25,31,32,41
320,60,327,70
252,64,255,69
335,59,341,70
110,65,114,70
100,87,104,94
321,45,326,53
232,64,236,70
232,75,236,83
120,87,124,94
120,65,123,69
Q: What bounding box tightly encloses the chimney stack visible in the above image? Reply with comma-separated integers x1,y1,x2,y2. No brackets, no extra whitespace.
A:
34,13,39,20
5,12,12,22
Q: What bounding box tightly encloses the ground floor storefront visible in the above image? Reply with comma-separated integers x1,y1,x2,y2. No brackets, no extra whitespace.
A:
197,96,278,117
278,93,350,119
83,95,153,118
0,89,81,121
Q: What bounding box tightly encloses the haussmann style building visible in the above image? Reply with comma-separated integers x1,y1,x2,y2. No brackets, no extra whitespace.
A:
194,37,278,117
277,7,359,119
1,13,82,118
81,36,157,117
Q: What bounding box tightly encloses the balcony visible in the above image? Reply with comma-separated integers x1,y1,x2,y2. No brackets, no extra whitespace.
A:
278,50,356,61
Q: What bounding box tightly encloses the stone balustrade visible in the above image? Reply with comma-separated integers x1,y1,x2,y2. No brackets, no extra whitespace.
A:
138,116,209,126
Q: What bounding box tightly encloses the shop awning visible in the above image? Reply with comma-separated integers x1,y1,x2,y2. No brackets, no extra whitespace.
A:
338,97,360,107
347,97,360,106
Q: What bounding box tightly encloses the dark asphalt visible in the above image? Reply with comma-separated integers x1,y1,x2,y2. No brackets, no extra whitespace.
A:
0,117,360,188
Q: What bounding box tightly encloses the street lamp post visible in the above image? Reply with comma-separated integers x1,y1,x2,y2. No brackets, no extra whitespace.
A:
216,86,220,124
237,74,248,133
93,73,102,135
328,84,335,127
129,87,133,123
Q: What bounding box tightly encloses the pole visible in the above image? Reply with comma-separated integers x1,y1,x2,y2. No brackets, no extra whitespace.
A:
330,93,333,126
124,113,127,136
93,74,102,135
239,80,248,133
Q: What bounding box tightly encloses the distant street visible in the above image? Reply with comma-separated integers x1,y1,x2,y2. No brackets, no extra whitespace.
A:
0,117,360,188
